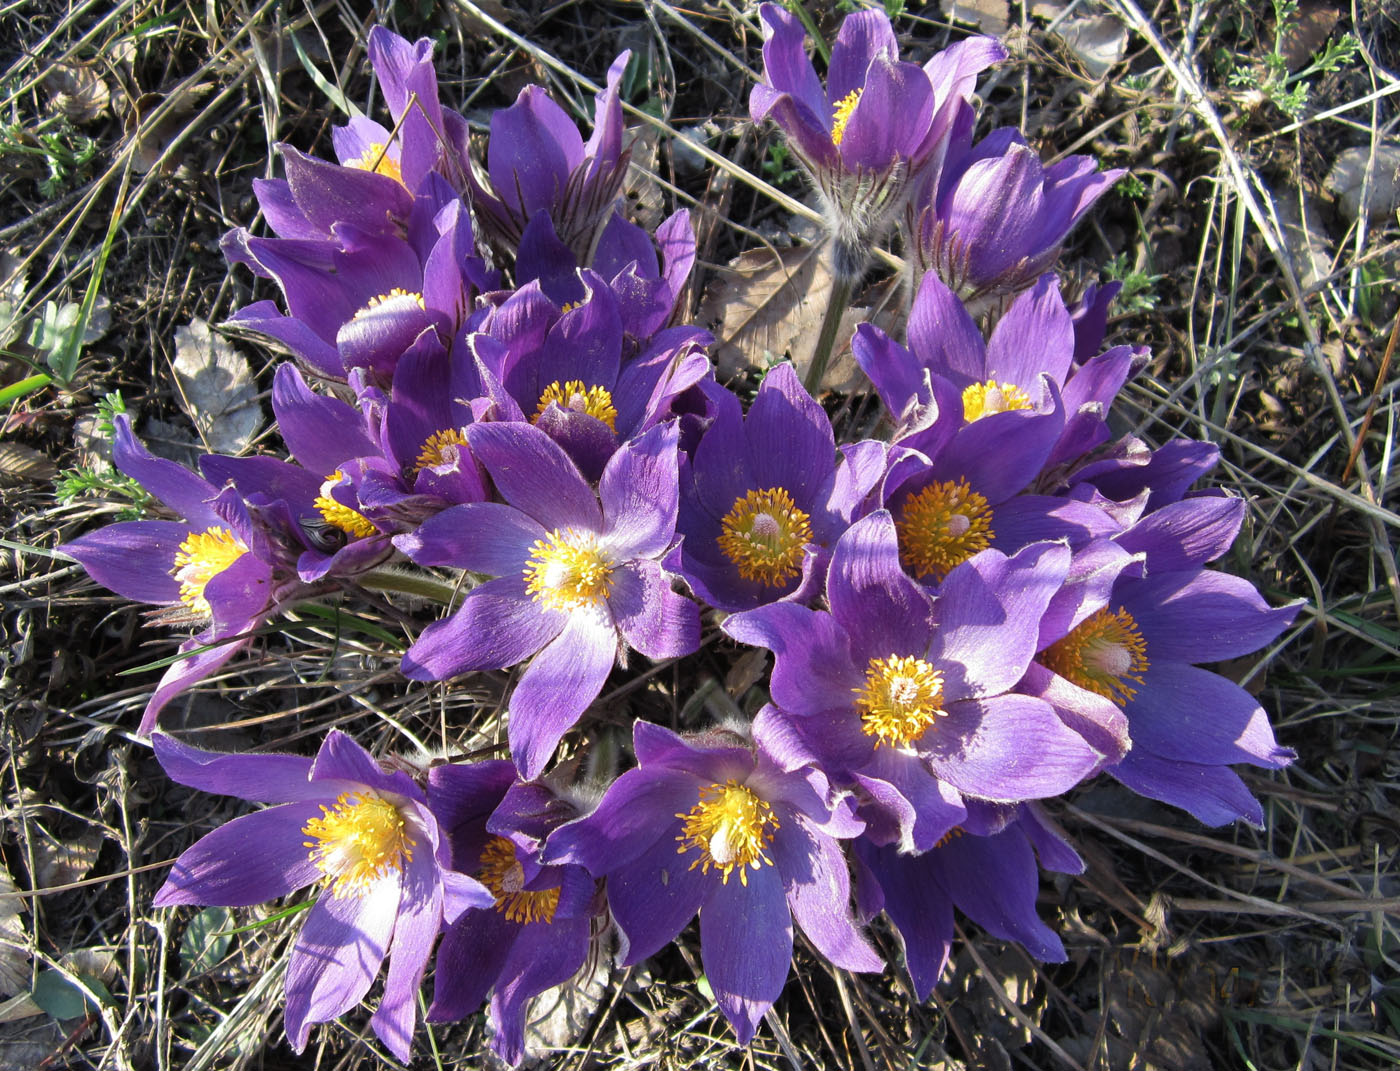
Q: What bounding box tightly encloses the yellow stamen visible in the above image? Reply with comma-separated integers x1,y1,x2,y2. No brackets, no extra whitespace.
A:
345,141,404,184
717,487,813,587
675,780,779,886
477,836,560,924
414,428,470,473
171,527,249,616
934,827,964,849
533,380,618,431
353,288,425,319
896,479,994,581
831,88,862,147
1041,607,1149,705
523,529,614,611
853,655,945,748
302,791,416,899
315,473,378,539
961,380,1034,423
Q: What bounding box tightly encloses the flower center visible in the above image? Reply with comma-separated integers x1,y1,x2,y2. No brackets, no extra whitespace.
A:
853,655,945,748
831,88,862,147
314,473,378,539
961,380,1033,422
523,529,614,611
477,836,560,924
414,427,470,473
717,487,813,587
1041,607,1149,705
675,780,779,886
171,527,249,615
533,380,618,431
353,289,425,319
302,791,416,899
896,479,994,581
345,142,404,184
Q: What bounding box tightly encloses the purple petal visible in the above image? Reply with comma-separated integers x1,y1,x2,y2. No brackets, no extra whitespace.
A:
401,576,564,680
855,748,966,853
62,521,187,604
1123,570,1301,664
745,363,835,507
984,274,1074,389
489,915,593,1065
488,86,583,217
700,861,791,1045
152,733,320,802
856,840,952,1000
272,364,375,475
507,613,617,778
776,820,881,972
940,828,1066,961
467,421,602,533
283,879,398,1052
600,421,680,560
829,9,897,103
1111,749,1265,827
140,631,255,736
609,824,710,964
543,765,697,875
428,909,513,1022
906,271,986,386
153,803,322,906
369,848,442,1061
1124,662,1293,768
394,502,544,575
112,417,218,526
609,560,700,660
826,511,935,659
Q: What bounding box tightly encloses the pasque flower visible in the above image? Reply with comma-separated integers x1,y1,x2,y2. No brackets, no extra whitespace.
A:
543,720,882,1044
425,760,598,1066
396,419,700,777
749,3,1005,278
151,731,493,1061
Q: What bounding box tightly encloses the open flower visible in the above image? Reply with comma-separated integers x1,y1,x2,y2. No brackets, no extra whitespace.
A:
543,720,881,1044
749,3,1005,278
396,419,700,777
151,731,493,1061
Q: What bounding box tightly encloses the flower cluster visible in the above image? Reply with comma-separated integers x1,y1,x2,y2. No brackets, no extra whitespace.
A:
61,11,1299,1064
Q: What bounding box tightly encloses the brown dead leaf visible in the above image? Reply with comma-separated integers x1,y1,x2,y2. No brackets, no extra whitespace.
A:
44,64,110,124
124,84,212,173
941,0,1010,36
30,827,102,891
1280,2,1340,72
171,319,263,455
1054,14,1129,80
699,244,892,394
0,444,58,484
0,871,29,999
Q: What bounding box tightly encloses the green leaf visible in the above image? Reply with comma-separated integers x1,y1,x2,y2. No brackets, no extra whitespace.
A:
180,906,233,976
31,969,110,1020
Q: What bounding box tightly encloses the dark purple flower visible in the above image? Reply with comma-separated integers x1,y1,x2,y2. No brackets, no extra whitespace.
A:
726,511,1102,852
749,3,1005,276
424,760,597,1065
151,731,493,1061
396,420,700,777
1033,497,1302,825
470,52,631,262
671,362,882,611
911,127,1124,298
543,720,881,1044
853,803,1082,998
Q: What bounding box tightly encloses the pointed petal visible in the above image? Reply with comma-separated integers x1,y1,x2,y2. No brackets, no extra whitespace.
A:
153,803,322,906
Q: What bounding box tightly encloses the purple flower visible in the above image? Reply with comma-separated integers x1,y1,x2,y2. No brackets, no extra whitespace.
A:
151,731,493,1061
911,127,1124,298
671,362,882,612
396,420,700,777
424,761,597,1065
725,512,1102,853
60,418,293,733
543,720,881,1044
853,803,1082,998
1031,497,1302,825
470,52,631,262
749,3,1005,276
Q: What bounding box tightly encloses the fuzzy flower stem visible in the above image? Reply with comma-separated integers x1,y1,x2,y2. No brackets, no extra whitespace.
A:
356,567,464,605
803,273,854,396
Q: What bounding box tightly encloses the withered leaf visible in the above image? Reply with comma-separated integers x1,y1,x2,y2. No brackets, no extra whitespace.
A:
1280,2,1340,73
171,318,263,456
0,443,58,484
941,0,1010,36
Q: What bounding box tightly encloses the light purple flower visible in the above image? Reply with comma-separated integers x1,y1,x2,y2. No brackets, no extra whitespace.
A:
726,512,1102,853
396,419,700,777
543,720,881,1045
151,731,492,1061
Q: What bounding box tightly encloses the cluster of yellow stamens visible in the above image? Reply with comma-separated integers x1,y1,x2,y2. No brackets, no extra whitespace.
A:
675,780,779,886
314,473,378,539
302,792,416,899
345,142,404,184
895,479,994,580
961,380,1034,423
830,88,863,147
934,827,964,849
717,487,813,586
1041,607,1149,705
523,529,615,611
413,427,470,473
171,527,249,615
477,836,560,924
533,380,618,431
853,655,946,748
353,288,425,319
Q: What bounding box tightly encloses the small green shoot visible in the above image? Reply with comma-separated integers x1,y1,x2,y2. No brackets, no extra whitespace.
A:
761,140,800,186
1225,0,1361,118
54,392,153,520
1103,252,1163,313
